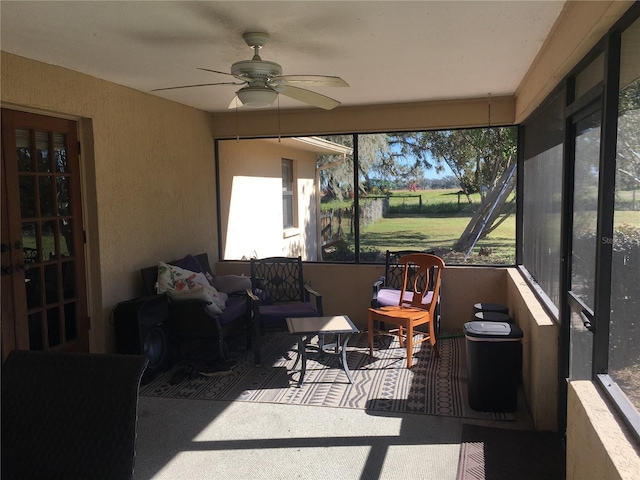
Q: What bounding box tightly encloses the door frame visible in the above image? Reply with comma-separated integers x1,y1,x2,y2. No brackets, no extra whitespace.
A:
558,86,604,436
1,108,90,356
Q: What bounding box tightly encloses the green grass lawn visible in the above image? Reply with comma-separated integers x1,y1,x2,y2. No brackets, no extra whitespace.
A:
615,210,640,227
323,188,517,263
321,187,638,264
359,212,516,263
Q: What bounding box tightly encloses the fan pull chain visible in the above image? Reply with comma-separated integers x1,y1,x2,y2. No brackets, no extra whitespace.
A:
235,103,239,142
487,93,492,128
278,95,281,143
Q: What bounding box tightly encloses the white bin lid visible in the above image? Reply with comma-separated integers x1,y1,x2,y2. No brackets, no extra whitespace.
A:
464,321,523,339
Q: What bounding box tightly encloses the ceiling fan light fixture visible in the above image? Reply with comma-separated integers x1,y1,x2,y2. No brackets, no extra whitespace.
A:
236,86,277,108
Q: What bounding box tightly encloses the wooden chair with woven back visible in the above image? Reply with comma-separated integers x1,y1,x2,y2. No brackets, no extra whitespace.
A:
368,253,445,368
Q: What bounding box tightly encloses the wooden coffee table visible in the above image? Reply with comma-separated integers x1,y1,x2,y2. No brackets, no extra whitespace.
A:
286,315,359,387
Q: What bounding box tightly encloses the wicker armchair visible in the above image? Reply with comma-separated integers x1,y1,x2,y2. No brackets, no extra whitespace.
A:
1,350,148,480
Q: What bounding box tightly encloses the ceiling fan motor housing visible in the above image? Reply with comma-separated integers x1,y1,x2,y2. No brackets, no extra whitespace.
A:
231,60,282,79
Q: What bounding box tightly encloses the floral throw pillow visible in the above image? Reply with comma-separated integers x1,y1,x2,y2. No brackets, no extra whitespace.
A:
167,285,224,315
156,262,227,314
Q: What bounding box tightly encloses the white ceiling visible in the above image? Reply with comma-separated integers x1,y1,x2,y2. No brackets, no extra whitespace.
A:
0,1,566,113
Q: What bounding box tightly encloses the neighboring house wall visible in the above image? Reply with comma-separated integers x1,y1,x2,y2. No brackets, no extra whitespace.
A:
218,139,318,261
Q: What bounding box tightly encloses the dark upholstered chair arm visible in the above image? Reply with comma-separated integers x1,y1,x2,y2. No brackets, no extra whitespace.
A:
304,284,323,315
371,277,385,307
246,288,261,327
168,298,213,308
304,284,322,298
245,288,259,302
168,291,255,317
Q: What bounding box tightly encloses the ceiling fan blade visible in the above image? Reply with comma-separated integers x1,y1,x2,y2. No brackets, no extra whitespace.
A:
151,81,243,92
197,67,237,77
270,75,349,88
198,67,250,83
228,95,243,109
273,85,341,110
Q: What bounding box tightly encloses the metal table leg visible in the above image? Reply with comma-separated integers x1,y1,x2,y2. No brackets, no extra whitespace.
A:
296,336,307,388
293,332,354,387
340,333,354,384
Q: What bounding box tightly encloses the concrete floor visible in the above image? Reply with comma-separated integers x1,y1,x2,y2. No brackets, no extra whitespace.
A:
133,389,535,480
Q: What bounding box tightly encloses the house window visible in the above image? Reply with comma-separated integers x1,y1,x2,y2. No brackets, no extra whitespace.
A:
282,159,294,229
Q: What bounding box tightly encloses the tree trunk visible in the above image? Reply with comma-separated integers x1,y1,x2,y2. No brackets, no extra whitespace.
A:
453,165,517,252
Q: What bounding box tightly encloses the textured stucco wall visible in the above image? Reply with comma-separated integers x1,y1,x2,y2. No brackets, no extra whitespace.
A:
506,268,558,432
214,263,506,335
439,266,508,331
567,381,640,480
211,96,515,139
1,51,217,353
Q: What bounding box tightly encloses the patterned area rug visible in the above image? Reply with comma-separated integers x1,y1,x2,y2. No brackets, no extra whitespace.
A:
140,332,513,421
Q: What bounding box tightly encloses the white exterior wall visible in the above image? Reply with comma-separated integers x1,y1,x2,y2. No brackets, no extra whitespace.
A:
218,138,318,261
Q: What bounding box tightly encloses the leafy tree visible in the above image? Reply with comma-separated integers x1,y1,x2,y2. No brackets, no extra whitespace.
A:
318,134,390,200
616,80,640,202
388,128,516,201
318,127,517,254
426,175,459,189
388,127,518,252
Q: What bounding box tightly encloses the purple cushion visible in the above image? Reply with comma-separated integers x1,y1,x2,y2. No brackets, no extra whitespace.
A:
218,296,247,326
172,254,202,273
259,302,319,328
377,288,433,307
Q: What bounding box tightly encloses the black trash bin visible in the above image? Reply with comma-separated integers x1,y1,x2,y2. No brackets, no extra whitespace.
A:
464,321,523,412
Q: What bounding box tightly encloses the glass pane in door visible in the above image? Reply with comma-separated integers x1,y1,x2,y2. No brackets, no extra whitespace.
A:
569,302,594,380
571,111,601,308
16,129,32,171
569,109,601,380
16,127,78,350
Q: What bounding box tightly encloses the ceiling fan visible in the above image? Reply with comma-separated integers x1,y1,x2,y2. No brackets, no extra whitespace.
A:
151,32,349,110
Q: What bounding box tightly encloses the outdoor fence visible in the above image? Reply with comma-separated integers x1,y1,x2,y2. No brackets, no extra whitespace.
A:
320,197,389,249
